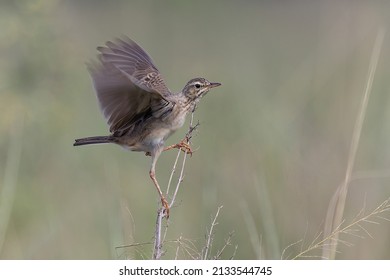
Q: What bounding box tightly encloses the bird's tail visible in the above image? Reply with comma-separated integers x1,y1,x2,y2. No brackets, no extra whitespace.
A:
73,136,114,146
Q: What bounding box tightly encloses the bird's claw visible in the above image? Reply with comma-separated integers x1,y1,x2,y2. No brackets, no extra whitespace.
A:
176,140,193,156
164,139,194,156
161,196,170,219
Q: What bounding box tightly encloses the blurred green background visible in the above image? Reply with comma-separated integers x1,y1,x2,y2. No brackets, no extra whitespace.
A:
1,0,390,259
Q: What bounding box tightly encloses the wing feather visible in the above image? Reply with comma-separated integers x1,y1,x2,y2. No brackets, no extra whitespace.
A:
87,37,173,134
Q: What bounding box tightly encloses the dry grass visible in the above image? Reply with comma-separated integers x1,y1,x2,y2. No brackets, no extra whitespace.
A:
281,28,389,260
116,205,237,260
0,118,24,253
322,28,385,260
173,206,237,260
2,1,390,260
283,196,390,259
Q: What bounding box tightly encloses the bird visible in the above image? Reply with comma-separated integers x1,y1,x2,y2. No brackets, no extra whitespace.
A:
74,36,221,217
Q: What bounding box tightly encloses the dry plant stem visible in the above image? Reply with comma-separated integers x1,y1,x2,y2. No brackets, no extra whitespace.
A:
153,208,164,259
153,113,196,260
173,236,200,259
165,150,181,196
167,112,195,207
203,205,223,260
175,235,182,260
322,29,385,260
214,231,234,259
170,151,189,208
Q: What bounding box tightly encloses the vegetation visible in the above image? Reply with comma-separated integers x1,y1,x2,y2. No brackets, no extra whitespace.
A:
1,0,390,259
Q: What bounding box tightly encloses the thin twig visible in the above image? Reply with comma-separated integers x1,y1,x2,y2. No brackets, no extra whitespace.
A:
153,209,164,259
170,149,188,208
230,245,239,260
152,112,197,259
116,241,153,249
203,205,223,260
214,231,234,259
165,149,181,196
169,117,199,207
174,235,182,260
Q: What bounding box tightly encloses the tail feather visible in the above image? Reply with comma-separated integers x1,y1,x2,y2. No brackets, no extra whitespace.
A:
73,136,113,146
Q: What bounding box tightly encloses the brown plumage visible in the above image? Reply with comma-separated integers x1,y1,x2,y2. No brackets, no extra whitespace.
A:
74,36,221,217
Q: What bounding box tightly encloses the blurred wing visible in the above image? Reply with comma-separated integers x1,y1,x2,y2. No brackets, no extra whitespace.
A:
88,37,172,134
88,61,155,133
97,36,171,98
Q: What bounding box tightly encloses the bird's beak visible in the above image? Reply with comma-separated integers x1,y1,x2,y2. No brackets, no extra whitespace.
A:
209,82,221,88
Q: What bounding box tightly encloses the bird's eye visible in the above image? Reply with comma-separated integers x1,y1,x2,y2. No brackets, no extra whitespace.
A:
195,83,201,89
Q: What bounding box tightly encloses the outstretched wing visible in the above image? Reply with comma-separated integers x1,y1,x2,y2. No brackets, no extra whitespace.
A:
88,37,172,134
98,36,171,98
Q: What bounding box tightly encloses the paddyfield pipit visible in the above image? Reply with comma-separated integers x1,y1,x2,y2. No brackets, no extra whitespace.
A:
74,36,221,217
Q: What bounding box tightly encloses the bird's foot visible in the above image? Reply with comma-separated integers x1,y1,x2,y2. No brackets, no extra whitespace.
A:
164,139,193,156
161,196,170,219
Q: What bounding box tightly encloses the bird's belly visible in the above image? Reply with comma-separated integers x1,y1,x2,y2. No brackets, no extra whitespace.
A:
117,128,171,152
124,129,165,153
146,126,176,144
120,112,187,153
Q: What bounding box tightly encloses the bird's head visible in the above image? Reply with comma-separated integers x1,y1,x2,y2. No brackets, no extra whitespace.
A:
182,78,221,103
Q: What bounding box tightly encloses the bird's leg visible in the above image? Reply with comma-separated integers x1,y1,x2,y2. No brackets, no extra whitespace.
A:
163,138,193,156
150,170,169,218
150,148,170,218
